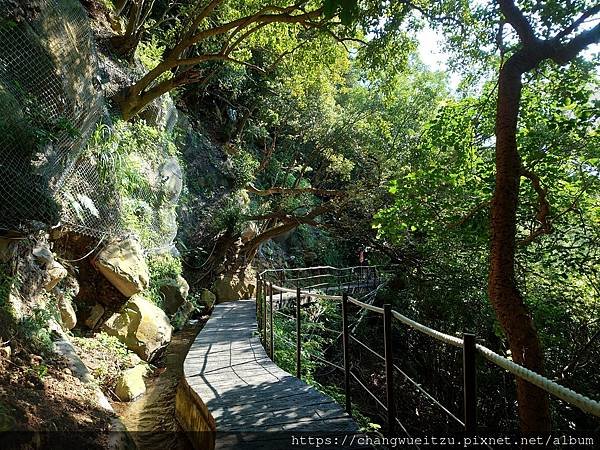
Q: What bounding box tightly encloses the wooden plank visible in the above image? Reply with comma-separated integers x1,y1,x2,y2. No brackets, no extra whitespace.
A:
181,298,360,449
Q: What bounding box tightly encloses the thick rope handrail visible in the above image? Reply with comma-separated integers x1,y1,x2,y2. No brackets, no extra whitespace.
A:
391,310,464,348
475,344,600,417
265,279,600,418
347,296,384,314
259,264,385,277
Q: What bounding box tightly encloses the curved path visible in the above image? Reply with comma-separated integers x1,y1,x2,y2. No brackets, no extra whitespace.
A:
183,299,361,449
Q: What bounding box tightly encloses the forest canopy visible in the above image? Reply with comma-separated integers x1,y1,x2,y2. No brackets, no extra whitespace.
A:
100,0,600,432
1,0,598,437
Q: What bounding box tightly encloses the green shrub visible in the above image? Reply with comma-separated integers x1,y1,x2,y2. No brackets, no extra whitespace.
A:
146,254,183,309
228,149,258,189
72,332,133,391
211,194,246,235
0,264,18,308
17,307,54,355
87,120,181,248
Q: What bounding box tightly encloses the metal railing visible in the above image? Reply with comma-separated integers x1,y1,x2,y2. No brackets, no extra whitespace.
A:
255,265,600,436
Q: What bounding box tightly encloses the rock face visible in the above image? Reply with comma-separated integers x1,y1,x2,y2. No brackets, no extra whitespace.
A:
159,157,183,204
240,223,259,243
115,365,148,401
160,275,190,316
212,271,256,303
102,295,172,362
95,237,150,297
0,238,14,263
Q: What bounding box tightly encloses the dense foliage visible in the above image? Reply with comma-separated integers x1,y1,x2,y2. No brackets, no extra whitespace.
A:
101,0,599,432
3,0,597,436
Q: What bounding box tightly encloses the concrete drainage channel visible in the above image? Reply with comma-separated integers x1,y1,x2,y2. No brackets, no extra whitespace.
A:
113,318,208,450
53,316,209,450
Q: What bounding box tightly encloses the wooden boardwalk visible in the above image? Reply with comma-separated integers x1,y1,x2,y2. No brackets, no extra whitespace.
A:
183,299,361,449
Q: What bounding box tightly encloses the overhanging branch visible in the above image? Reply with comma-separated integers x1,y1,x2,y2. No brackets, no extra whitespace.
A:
246,184,345,197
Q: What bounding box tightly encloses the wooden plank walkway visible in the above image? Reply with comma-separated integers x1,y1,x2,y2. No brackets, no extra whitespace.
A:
183,299,362,449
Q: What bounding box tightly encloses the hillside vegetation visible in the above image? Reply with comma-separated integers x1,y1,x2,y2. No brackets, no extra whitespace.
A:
0,0,598,444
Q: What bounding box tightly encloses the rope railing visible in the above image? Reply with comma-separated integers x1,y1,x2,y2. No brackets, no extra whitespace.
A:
259,265,385,276
257,268,600,435
475,344,600,417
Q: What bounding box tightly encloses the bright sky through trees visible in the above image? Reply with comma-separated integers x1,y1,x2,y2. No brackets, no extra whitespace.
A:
417,26,461,90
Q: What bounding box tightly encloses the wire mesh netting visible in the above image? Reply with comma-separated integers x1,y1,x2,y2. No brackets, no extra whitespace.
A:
0,0,113,234
0,0,180,252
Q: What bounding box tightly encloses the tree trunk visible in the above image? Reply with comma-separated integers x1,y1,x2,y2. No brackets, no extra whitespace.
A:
110,34,141,62
110,0,143,59
110,33,142,59
113,88,146,121
489,56,551,433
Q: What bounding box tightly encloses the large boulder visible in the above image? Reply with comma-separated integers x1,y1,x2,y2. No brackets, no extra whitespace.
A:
200,289,216,309
115,365,148,401
159,275,189,316
212,271,256,303
95,237,150,297
102,295,172,362
171,301,196,330
55,275,79,330
85,303,105,329
58,296,77,330
44,261,68,291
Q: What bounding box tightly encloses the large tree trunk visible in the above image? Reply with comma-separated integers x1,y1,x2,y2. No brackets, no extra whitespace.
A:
110,33,143,59
489,56,551,433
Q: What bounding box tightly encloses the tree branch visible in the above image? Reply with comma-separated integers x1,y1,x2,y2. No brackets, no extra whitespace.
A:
551,22,600,65
246,184,345,197
243,201,336,250
497,0,538,46
553,5,600,42
447,200,490,228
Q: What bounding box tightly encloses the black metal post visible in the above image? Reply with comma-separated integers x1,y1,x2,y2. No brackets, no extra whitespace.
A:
262,283,268,347
296,286,301,379
383,303,395,433
463,332,477,432
257,278,262,336
269,284,274,359
342,293,352,415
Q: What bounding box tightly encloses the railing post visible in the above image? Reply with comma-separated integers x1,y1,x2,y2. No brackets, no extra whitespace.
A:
269,284,274,359
383,303,395,433
262,283,268,347
296,286,301,379
463,332,477,433
342,293,352,416
257,278,262,337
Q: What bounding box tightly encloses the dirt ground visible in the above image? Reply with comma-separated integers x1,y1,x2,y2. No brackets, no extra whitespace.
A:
0,345,115,450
